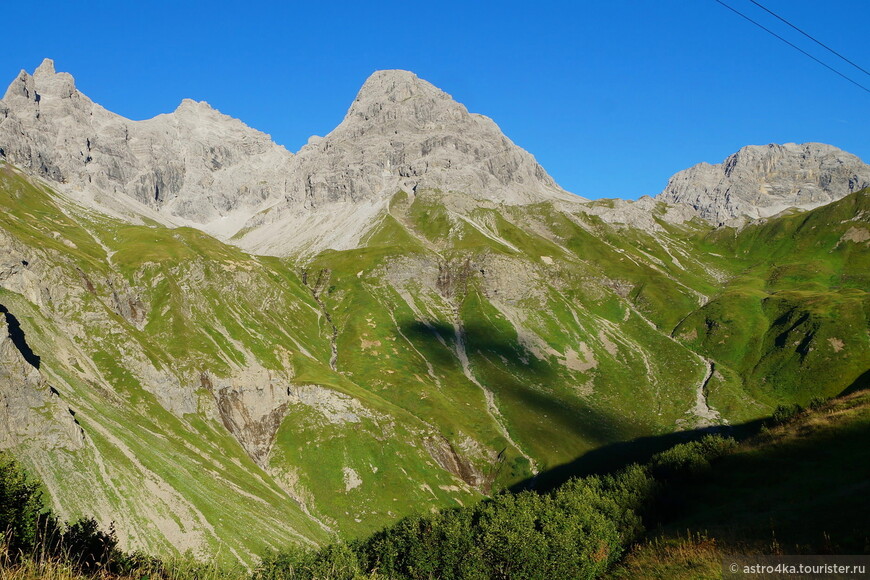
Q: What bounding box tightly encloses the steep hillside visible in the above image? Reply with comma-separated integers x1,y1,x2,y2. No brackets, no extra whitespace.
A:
1,149,866,563
609,388,870,579
673,191,870,409
0,164,332,563
248,389,869,580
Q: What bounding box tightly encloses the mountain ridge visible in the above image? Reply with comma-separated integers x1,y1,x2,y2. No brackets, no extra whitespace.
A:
657,142,870,224
0,61,579,257
3,59,868,258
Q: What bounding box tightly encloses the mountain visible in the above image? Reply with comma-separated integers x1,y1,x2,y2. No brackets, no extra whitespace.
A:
4,60,867,249
0,60,867,564
0,61,575,257
0,59,294,227
234,69,580,256
657,142,870,224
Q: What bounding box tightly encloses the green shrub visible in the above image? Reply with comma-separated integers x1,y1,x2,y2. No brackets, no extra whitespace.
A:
253,543,361,580
771,404,803,424
259,462,662,580
351,510,482,579
477,492,550,578
649,435,736,480
54,518,121,573
808,397,827,411
0,452,125,574
0,453,47,558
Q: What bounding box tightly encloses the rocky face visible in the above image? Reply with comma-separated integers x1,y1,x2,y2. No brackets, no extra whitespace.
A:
0,62,579,255
657,143,870,224
0,311,83,452
224,70,583,256
284,70,575,207
8,60,867,251
0,59,294,225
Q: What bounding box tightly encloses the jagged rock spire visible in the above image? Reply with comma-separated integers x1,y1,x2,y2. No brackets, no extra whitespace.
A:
33,58,56,77
0,58,293,225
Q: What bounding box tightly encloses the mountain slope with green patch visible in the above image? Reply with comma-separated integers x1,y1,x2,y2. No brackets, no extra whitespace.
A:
608,388,870,579
0,160,866,563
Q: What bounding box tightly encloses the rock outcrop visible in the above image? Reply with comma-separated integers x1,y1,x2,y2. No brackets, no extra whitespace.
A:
225,70,582,255
657,143,870,224
0,309,83,451
0,59,293,226
0,62,579,256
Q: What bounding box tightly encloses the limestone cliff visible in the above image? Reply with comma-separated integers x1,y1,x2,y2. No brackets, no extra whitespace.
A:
0,62,579,257
0,59,293,227
657,143,870,224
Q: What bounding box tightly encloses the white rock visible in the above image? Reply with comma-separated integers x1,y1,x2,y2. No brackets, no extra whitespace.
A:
0,62,583,257
657,143,870,224
0,59,294,225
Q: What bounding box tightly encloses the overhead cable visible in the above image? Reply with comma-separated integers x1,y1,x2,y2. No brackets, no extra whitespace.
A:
713,0,870,94
748,0,870,77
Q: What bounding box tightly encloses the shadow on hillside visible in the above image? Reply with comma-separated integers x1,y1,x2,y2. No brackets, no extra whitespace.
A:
401,320,552,376
510,418,766,494
655,409,870,553
839,369,870,397
399,316,870,498
512,382,870,495
0,303,41,369
399,319,640,455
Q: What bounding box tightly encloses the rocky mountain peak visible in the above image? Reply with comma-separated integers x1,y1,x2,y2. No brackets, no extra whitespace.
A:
0,59,294,226
33,57,57,77
657,142,870,223
3,70,36,102
274,69,575,209
174,99,223,119
228,68,582,255
175,98,216,114
346,70,464,129
355,69,446,103
344,69,483,142
169,99,230,127
10,58,79,102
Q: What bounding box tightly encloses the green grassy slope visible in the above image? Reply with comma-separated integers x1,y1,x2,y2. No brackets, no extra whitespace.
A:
608,388,870,579
0,160,866,563
0,166,334,563
674,191,870,408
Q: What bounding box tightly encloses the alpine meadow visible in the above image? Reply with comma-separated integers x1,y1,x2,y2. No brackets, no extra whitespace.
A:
0,57,867,579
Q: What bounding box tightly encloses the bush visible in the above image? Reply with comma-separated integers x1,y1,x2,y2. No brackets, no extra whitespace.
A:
649,435,736,480
259,463,662,580
0,453,47,558
771,404,803,425
254,543,361,580
808,397,827,411
55,518,121,573
0,452,126,574
645,435,737,523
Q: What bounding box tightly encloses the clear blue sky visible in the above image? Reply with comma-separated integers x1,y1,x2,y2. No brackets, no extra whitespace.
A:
2,0,868,199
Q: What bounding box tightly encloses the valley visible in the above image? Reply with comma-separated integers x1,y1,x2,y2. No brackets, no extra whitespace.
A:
0,60,867,570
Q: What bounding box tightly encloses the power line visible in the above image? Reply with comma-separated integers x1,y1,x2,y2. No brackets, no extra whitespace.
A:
748,0,870,77
713,0,870,94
